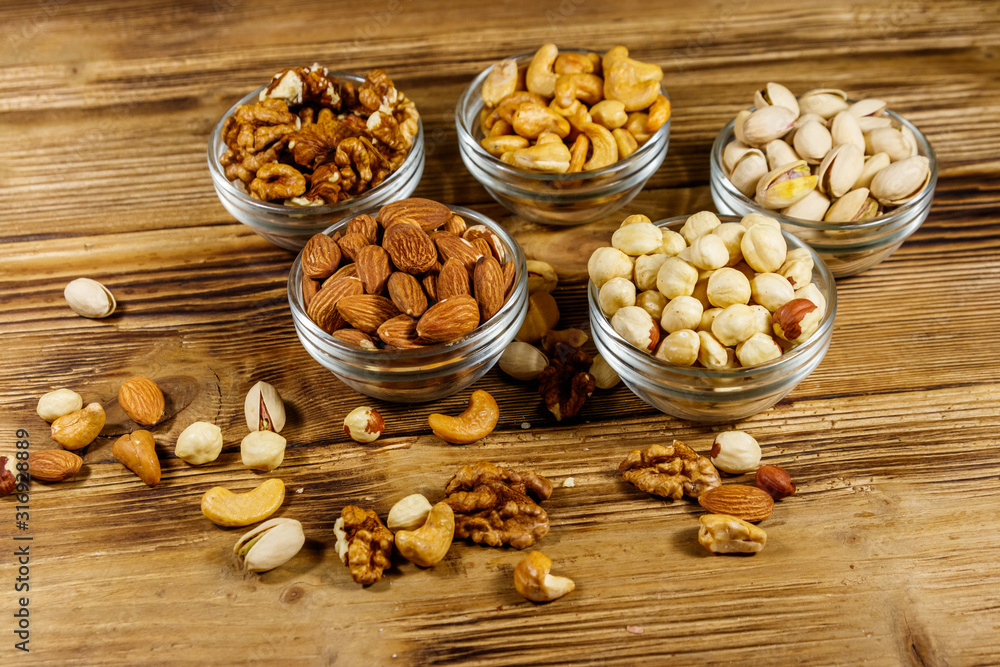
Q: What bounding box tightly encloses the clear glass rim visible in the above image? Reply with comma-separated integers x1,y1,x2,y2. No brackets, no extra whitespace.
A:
207,74,425,216
287,205,528,365
710,103,938,232
589,215,838,380
455,48,670,182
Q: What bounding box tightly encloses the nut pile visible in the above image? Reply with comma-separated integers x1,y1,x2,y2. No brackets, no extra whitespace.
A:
617,431,796,555
219,65,419,205
300,197,516,348
589,211,827,369
723,82,931,222
478,44,670,173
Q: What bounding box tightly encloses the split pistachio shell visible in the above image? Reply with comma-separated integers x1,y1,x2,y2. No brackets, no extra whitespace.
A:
732,109,753,145
764,140,800,171
797,88,848,119
244,381,286,433
855,152,891,190
824,188,881,223
817,144,865,199
830,111,865,154
792,120,832,164
781,189,831,221
753,82,799,117
729,149,768,197
755,160,817,209
740,105,797,146
857,116,893,132
723,140,754,174
235,518,305,573
848,98,887,118
869,155,930,206
64,278,116,319
864,126,918,162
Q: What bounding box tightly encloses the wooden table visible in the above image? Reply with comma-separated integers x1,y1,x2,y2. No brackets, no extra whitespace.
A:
2,1,999,664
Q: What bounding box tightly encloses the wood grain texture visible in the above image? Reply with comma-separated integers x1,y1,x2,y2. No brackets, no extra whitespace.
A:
2,0,999,665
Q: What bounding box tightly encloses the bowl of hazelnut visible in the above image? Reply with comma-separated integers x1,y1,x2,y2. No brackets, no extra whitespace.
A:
208,65,425,251
587,211,837,423
287,198,528,403
710,83,937,276
456,44,670,226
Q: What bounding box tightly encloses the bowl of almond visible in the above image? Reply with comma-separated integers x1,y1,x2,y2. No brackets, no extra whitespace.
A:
288,198,528,402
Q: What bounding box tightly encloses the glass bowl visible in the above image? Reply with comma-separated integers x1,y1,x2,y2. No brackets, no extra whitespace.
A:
589,216,837,423
208,74,425,251
710,107,936,277
288,205,528,403
456,50,670,226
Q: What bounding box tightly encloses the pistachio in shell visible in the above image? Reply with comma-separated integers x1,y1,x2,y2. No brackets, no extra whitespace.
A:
234,518,305,573
824,188,881,223
869,155,931,206
755,160,818,209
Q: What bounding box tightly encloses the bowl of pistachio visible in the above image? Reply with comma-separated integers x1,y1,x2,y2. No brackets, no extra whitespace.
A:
710,83,937,276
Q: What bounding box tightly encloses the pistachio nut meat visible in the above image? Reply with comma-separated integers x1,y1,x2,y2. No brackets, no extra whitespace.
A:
755,160,818,209
824,187,881,223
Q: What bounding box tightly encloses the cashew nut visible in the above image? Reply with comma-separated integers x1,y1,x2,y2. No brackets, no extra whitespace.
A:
513,551,575,603
201,478,286,527
501,141,571,173
589,100,627,129
488,119,514,137
612,128,638,159
394,501,455,567
548,98,586,120
482,58,519,108
554,52,594,75
536,132,563,145
484,91,548,130
603,50,664,112
427,389,500,444
481,134,529,157
626,112,653,144
511,103,570,139
553,73,604,107
526,43,559,96
567,134,589,173
579,121,618,171
645,94,672,133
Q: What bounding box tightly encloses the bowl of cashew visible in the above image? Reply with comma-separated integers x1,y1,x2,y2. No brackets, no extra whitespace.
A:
456,45,670,226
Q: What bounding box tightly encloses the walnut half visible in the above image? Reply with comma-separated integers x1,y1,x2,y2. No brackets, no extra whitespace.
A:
334,505,393,586
444,461,554,550
618,440,721,500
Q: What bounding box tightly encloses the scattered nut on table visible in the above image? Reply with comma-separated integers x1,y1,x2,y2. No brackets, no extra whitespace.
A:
0,457,14,496
118,376,165,426
514,551,576,602
234,518,305,573
334,505,393,586
387,494,434,532
589,210,826,369
343,406,385,443
219,66,419,205
428,390,499,444
710,430,762,475
201,478,286,527
28,449,83,482
480,45,669,173
698,513,767,554
36,388,84,422
244,380,286,433
499,341,550,381
175,421,224,465
50,402,106,450
394,501,455,567
619,440,722,499
113,430,161,487
443,461,554,549
755,464,797,500
697,484,774,522
241,430,287,471
722,83,930,221
63,278,116,319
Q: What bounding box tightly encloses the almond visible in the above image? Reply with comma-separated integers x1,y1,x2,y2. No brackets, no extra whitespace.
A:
502,260,516,296
337,232,371,262
355,244,393,295
431,231,483,272
755,465,796,500
301,233,342,279
50,402,106,450
387,272,428,317
307,276,364,333
331,329,379,350
302,274,322,308
29,449,83,482
437,258,471,301
463,225,506,262
327,262,359,282
377,314,424,348
474,255,505,321
443,212,467,235
337,294,400,334
469,236,493,259
416,295,481,344
383,222,438,274
698,485,774,523
119,376,166,426
113,430,161,487
346,213,379,243
378,197,451,232
422,273,438,302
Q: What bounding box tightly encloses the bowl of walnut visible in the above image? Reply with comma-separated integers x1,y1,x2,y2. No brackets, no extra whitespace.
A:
456,45,670,226
288,198,528,402
587,212,837,423
208,65,424,251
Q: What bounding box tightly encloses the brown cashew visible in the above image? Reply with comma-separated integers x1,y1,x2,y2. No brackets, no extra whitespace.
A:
482,58,519,108
526,43,559,96
553,73,604,107
580,121,618,171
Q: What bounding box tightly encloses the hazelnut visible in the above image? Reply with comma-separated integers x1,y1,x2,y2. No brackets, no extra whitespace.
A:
588,247,634,288
655,329,700,366
633,253,668,291
794,283,827,315
750,272,795,312
755,464,797,500
710,430,761,474
344,406,385,443
589,353,621,389
611,306,659,353
740,223,787,273
656,256,698,299
679,211,722,244
599,276,637,317
778,248,814,288
707,267,751,308
612,220,663,256
658,229,687,256
682,234,729,270
697,331,730,369
636,290,668,321
773,298,822,344
735,332,782,367
749,304,772,336
660,295,704,333
711,304,756,346
712,222,746,265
